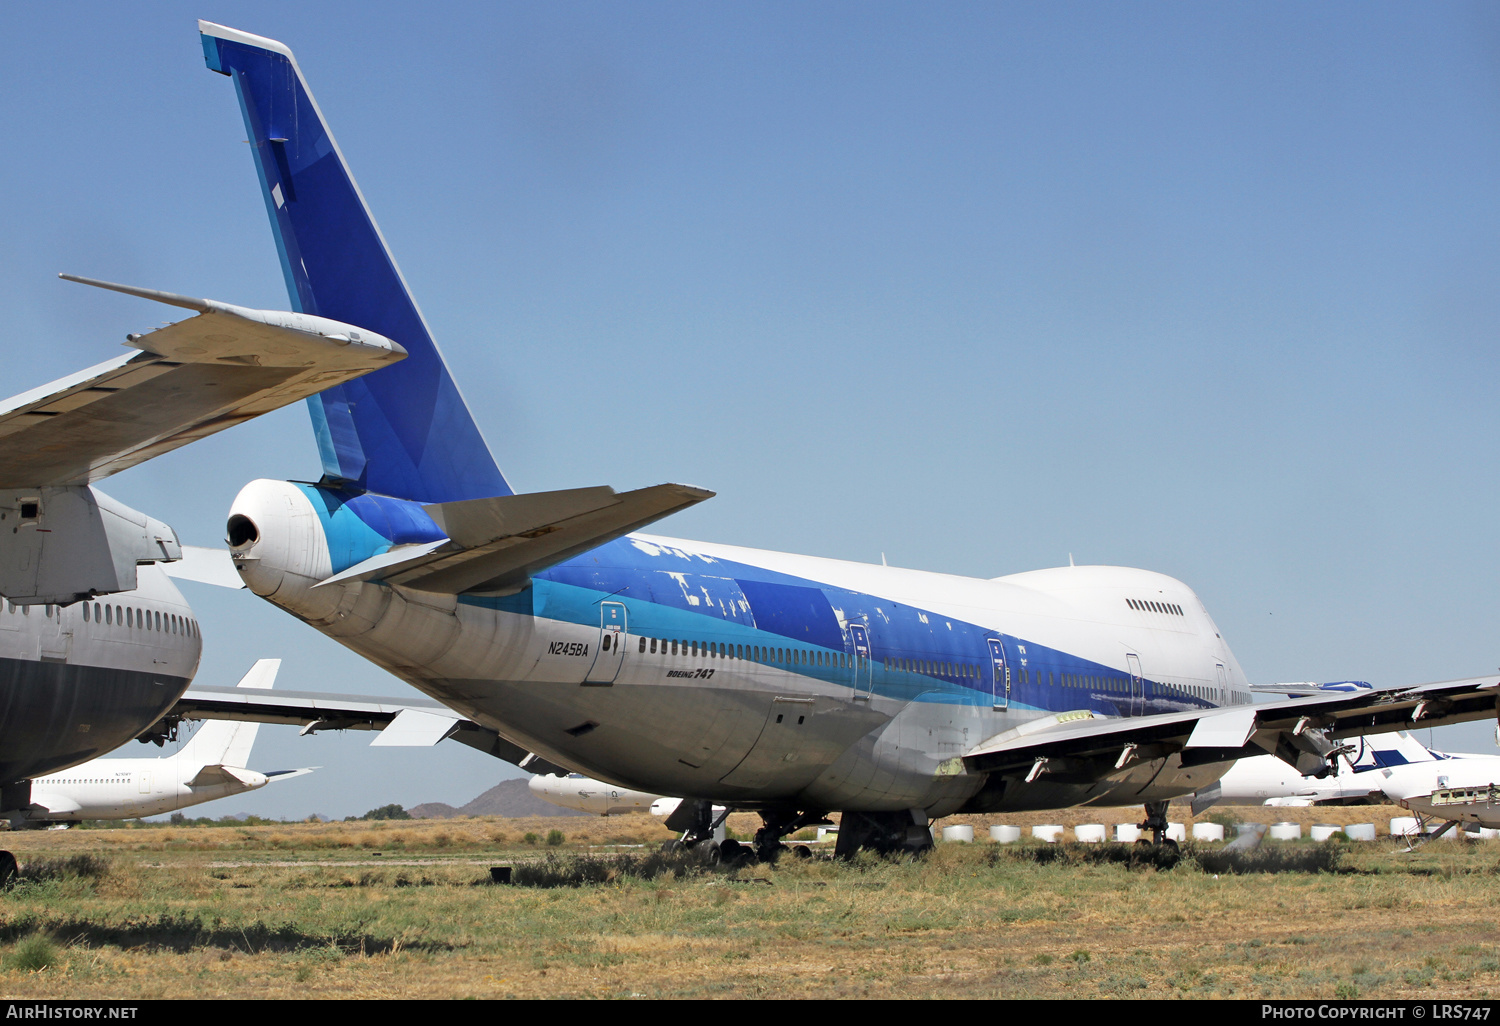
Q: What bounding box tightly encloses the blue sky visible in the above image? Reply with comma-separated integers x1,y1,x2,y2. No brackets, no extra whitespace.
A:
2,2,1499,818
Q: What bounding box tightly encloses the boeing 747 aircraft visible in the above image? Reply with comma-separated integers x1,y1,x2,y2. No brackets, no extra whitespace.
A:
24,660,314,825
0,255,406,857
197,22,1500,858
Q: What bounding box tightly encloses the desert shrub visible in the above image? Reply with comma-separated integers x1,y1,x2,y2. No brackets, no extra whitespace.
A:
986,840,1343,874
506,848,718,888
348,804,410,822
16,854,110,884
1196,841,1343,875
989,841,1186,871
6,934,58,972
545,830,565,847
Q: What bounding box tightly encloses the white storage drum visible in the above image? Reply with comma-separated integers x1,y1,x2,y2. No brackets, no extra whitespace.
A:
1191,823,1224,842
990,825,1022,844
941,824,974,843
1309,824,1341,842
1113,824,1142,843
1269,822,1302,841
1032,824,1064,843
1390,817,1420,838
1343,823,1376,842
1074,824,1106,844
1165,823,1187,842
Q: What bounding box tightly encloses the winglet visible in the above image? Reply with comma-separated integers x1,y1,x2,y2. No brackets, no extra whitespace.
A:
59,274,209,312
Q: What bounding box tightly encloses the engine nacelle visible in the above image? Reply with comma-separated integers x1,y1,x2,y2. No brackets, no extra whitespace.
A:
0,486,181,604
226,479,337,619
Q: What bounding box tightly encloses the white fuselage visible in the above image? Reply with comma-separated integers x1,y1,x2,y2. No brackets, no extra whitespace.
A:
1383,755,1500,828
0,564,202,786
528,773,663,816
29,754,267,822
230,478,1252,817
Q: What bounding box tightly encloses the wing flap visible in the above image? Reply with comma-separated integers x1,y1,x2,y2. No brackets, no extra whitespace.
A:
368,708,463,747
167,686,571,775
964,674,1500,776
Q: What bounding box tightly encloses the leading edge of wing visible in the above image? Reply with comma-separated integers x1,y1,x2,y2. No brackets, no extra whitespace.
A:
0,277,406,488
963,674,1500,775
168,686,570,775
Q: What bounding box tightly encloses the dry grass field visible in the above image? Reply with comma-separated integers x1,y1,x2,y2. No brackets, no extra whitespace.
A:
0,805,1495,1000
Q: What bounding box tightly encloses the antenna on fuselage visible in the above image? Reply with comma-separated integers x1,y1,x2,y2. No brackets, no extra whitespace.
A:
1069,553,1074,567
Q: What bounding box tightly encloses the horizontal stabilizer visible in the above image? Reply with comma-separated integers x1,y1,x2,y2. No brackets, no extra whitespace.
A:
160,546,246,590
317,482,714,595
0,276,405,488
186,764,258,788
264,767,317,783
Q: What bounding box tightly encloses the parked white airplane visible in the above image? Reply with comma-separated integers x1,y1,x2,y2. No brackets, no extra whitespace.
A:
1194,732,1432,810
23,660,313,825
196,22,1500,858
1375,746,1500,833
1195,732,1500,832
528,773,664,817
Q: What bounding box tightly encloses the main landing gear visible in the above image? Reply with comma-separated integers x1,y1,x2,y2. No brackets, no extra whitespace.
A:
833,810,934,859
661,799,729,854
662,802,831,864
1137,800,1179,852
748,808,827,863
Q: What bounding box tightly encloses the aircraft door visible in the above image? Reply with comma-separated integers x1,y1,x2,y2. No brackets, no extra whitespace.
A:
38,605,69,663
848,623,872,701
584,602,627,685
1127,653,1144,716
987,638,1009,710
1215,663,1228,706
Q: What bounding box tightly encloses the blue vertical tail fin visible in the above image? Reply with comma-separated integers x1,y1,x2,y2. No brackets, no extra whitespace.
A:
200,22,513,503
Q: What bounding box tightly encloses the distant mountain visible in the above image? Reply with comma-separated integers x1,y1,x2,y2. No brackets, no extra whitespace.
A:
409,777,588,819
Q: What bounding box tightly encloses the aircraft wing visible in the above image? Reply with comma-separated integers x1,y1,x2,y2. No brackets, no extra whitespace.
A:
310,482,714,596
964,674,1499,778
0,276,406,488
165,686,570,775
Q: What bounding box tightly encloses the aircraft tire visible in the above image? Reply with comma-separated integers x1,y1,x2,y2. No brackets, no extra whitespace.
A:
0,851,17,888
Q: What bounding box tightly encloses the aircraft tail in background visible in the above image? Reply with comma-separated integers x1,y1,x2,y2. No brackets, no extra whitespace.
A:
175,659,280,770
199,22,513,504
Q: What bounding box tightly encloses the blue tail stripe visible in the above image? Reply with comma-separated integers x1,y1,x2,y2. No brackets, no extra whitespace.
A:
205,30,513,503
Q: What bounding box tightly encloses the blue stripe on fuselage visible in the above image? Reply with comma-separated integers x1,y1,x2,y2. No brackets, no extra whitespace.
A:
319,495,1214,717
